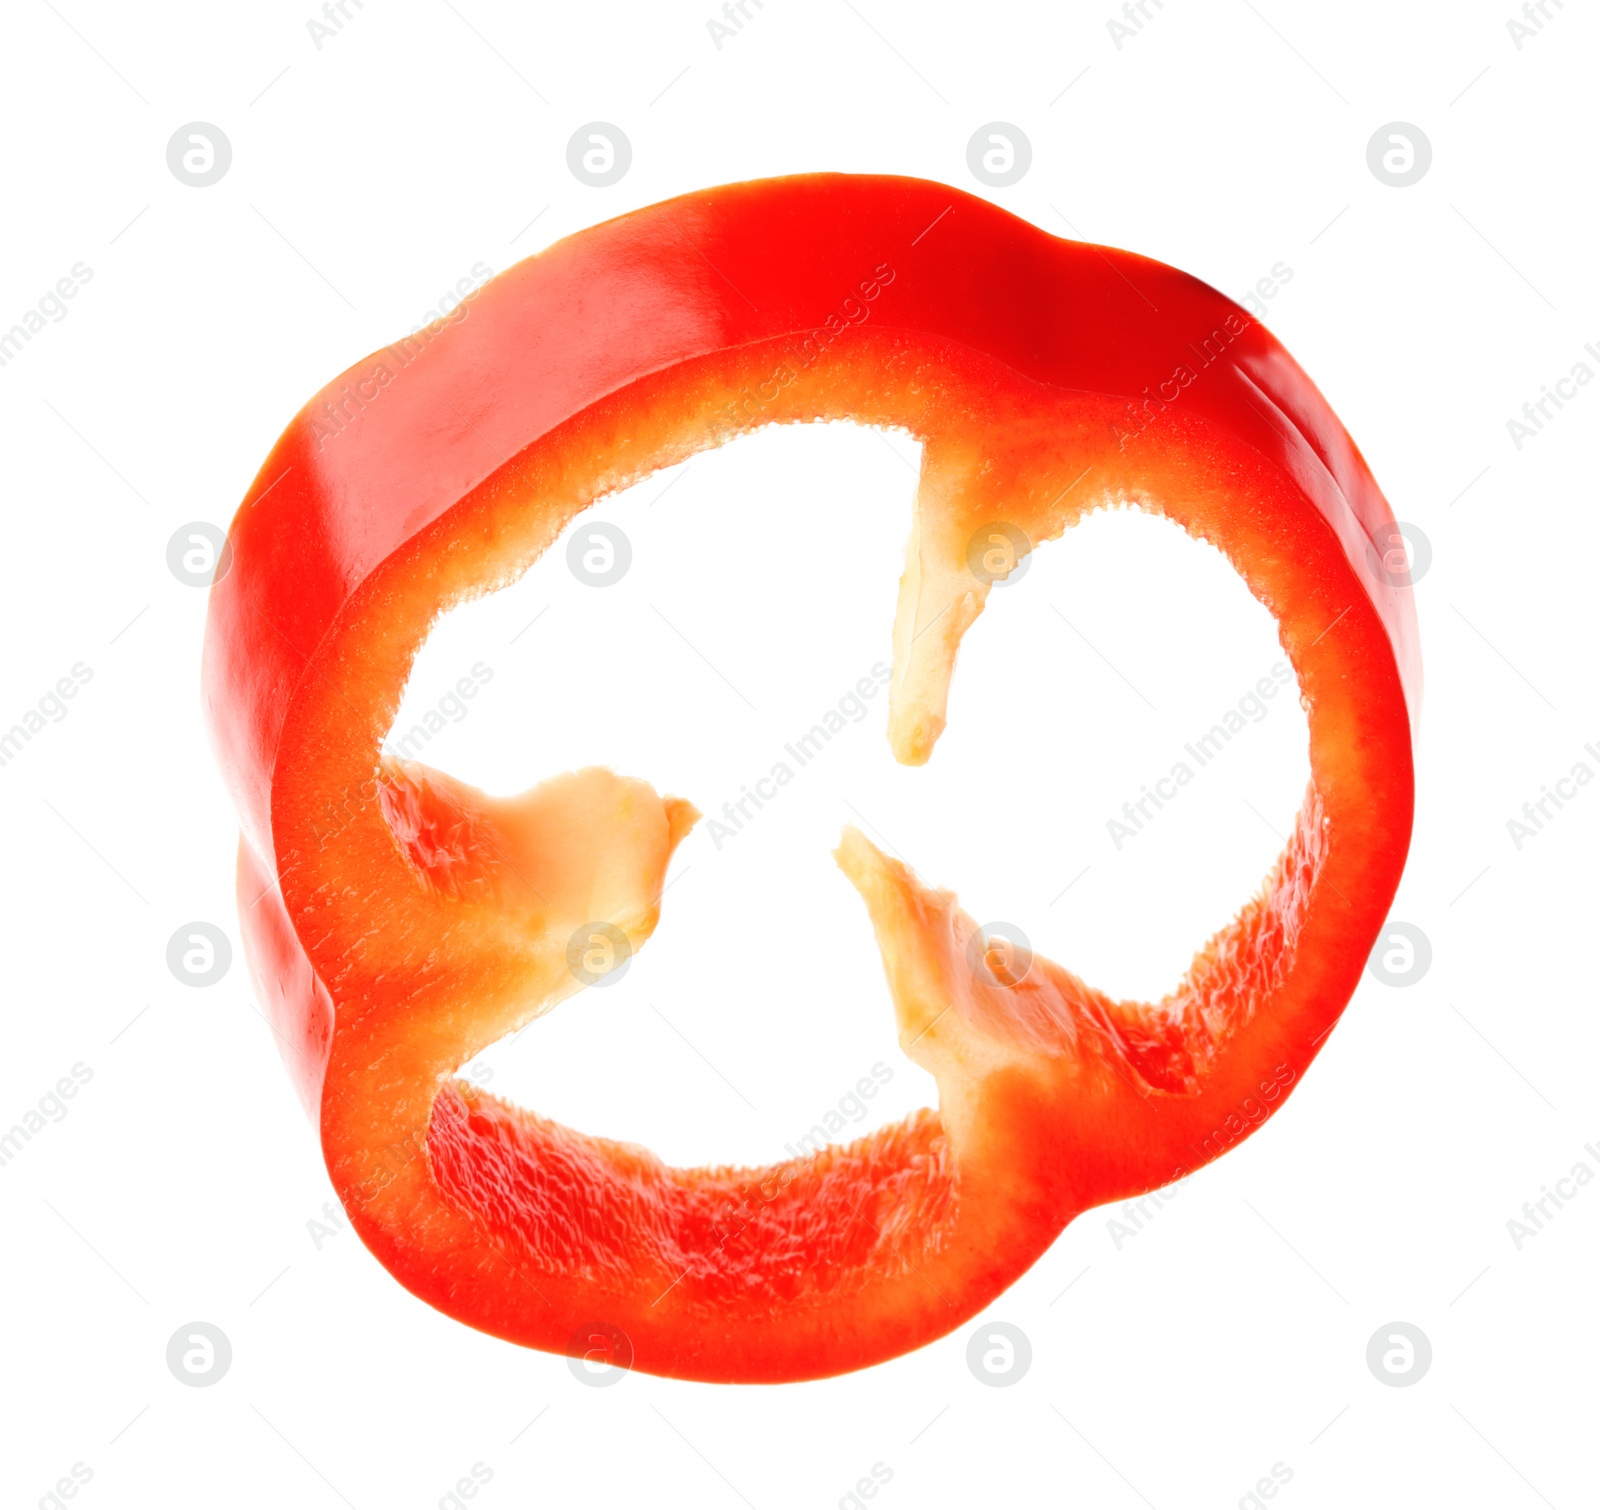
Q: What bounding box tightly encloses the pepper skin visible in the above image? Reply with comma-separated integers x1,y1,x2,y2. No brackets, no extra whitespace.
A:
203,173,1418,1384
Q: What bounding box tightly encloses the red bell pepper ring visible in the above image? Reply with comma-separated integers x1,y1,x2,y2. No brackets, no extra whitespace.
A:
203,173,1417,1384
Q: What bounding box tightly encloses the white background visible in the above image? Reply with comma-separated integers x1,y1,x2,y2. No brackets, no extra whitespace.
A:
1,1,1596,1506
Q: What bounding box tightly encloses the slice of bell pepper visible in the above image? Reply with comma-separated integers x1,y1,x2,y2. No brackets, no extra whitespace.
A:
203,173,1418,1384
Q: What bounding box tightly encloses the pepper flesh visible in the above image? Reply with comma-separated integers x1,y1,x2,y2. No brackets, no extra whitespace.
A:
203,173,1417,1384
